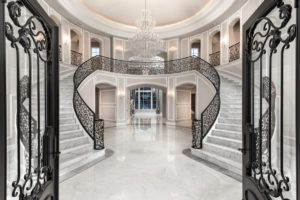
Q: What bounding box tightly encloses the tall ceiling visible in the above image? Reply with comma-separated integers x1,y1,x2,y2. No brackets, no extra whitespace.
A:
48,0,247,38
82,0,212,27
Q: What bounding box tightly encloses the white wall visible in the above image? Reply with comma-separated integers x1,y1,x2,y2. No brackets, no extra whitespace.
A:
78,70,216,126
98,89,117,122
176,90,191,121
41,0,111,64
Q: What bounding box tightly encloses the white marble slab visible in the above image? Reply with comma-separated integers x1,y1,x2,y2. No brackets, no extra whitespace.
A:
60,120,242,200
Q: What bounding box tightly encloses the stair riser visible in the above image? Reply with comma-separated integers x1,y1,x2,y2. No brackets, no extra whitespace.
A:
215,124,242,132
204,145,242,163
207,137,242,149
60,124,79,132
60,138,90,150
212,130,242,140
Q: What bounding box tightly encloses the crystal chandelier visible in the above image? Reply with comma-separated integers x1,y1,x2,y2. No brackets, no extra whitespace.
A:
129,0,164,62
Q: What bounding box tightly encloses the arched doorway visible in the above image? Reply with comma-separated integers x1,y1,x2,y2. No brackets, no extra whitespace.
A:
229,19,240,62
127,85,167,126
70,29,82,66
191,40,201,57
209,31,221,66
176,83,196,128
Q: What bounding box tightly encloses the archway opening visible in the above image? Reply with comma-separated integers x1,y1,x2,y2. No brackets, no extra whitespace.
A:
127,85,167,125
95,83,117,128
91,38,101,57
176,83,196,128
70,29,82,66
191,40,201,57
229,19,241,62
209,31,221,66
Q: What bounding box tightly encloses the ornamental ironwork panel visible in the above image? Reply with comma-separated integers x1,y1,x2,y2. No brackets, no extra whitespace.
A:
229,42,240,62
71,50,82,66
4,0,59,199
243,0,297,199
209,51,220,66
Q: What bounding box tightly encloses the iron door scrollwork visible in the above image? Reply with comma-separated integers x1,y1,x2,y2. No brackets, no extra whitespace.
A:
3,0,59,199
243,0,298,199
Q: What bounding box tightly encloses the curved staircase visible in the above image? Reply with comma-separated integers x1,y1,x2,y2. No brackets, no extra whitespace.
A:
192,73,243,175
59,66,105,182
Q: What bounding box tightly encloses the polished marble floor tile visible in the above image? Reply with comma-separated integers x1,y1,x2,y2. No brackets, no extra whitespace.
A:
60,120,242,200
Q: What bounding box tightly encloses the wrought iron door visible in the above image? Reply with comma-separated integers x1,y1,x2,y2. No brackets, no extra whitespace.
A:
0,0,59,199
242,0,299,199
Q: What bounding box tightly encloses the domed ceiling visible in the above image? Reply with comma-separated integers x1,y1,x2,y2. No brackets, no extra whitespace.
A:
82,0,212,27
50,0,246,38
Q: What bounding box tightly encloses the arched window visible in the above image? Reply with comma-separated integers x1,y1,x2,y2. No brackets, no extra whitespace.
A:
191,40,201,57
91,39,101,57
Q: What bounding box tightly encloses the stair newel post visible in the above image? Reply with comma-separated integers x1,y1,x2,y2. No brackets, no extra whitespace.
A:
192,118,203,149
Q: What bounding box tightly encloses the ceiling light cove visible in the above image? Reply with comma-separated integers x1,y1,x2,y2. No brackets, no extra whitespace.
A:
57,0,241,38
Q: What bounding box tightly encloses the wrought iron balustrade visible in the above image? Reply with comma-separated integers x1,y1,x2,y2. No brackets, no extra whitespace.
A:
73,55,220,151
229,42,240,62
209,51,221,66
71,50,82,66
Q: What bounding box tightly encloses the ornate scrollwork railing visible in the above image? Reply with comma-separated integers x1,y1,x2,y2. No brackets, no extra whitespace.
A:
229,42,240,62
73,55,220,151
71,50,82,66
209,51,221,66
244,1,297,199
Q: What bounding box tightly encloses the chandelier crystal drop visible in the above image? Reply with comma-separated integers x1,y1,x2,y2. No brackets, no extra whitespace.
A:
129,1,164,62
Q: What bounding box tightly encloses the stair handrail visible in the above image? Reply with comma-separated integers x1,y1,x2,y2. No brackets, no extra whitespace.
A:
73,55,220,150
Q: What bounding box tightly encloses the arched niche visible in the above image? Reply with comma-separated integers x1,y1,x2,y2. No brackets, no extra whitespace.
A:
209,31,221,66
70,29,83,66
229,18,241,62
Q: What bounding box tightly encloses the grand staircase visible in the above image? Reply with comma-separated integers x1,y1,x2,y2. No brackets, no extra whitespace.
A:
29,63,105,182
192,73,243,175
59,65,105,182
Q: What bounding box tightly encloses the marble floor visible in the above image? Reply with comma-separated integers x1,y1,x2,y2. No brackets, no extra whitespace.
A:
60,118,242,200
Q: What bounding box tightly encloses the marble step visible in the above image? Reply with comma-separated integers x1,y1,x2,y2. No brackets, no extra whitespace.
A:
60,149,106,182
60,136,90,150
215,123,242,132
220,112,242,118
202,143,242,163
220,108,242,113
60,118,76,125
60,143,91,163
60,124,79,132
191,149,242,175
206,135,242,150
60,130,84,141
60,113,74,119
211,129,242,140
218,117,242,125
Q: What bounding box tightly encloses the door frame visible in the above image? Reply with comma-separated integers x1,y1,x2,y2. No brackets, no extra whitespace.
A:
242,0,300,199
0,0,60,199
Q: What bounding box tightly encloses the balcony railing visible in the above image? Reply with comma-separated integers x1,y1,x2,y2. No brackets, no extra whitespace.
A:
229,42,240,62
73,56,220,150
209,51,220,66
71,50,82,66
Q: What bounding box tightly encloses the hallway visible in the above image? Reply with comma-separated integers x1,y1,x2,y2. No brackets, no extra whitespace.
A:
60,121,242,200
